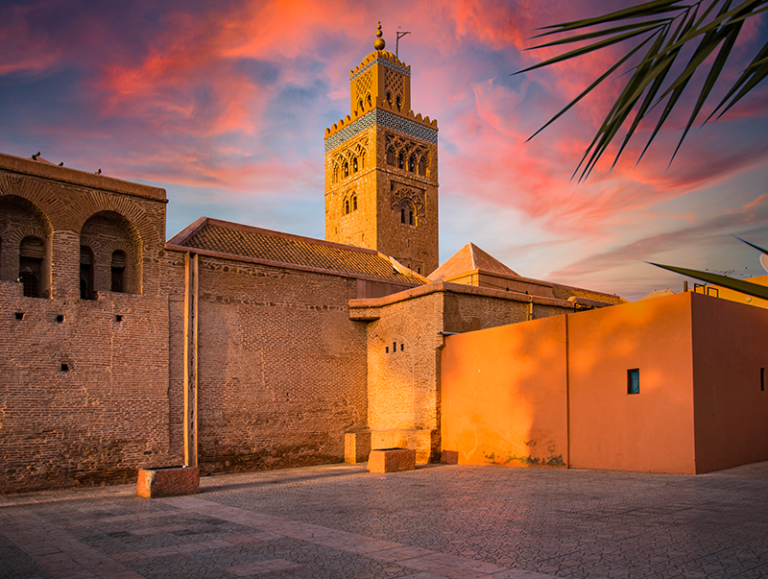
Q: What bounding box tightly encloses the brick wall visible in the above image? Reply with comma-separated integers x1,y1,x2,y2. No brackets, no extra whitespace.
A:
0,154,171,493
350,283,575,461
167,252,370,474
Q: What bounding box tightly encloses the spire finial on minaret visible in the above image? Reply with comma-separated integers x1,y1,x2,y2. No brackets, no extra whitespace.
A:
374,21,386,51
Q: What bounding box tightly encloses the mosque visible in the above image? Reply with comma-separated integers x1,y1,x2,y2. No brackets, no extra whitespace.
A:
1,27,767,493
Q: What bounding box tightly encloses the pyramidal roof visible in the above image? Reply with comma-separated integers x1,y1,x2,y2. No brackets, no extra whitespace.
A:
429,243,519,282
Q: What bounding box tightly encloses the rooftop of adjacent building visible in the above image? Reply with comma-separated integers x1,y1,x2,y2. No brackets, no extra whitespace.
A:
167,216,429,286
430,242,626,305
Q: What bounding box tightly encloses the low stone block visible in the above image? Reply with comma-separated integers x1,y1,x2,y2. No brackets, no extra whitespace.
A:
345,431,371,463
441,450,459,465
136,466,199,498
367,448,416,473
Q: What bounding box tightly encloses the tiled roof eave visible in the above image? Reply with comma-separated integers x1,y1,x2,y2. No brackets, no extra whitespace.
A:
164,243,425,287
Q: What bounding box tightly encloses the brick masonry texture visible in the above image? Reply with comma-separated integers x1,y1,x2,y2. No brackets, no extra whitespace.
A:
166,252,370,474
0,155,171,493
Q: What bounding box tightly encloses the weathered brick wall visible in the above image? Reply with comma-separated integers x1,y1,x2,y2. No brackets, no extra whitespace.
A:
352,283,577,461
0,154,172,493
364,291,444,433
166,253,370,474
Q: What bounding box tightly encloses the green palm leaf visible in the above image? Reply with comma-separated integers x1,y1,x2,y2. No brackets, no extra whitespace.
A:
520,0,768,178
650,263,768,300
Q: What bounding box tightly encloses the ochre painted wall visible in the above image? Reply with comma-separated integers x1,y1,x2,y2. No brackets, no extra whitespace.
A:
441,316,569,467
442,293,705,474
691,293,768,473
568,293,696,474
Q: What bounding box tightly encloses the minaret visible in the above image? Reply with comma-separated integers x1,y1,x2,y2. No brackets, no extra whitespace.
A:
324,23,439,276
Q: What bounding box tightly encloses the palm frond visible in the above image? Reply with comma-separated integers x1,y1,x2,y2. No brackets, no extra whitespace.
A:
521,0,768,179
650,263,768,300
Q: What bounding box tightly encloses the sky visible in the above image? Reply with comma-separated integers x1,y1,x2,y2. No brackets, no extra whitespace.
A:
1,0,767,300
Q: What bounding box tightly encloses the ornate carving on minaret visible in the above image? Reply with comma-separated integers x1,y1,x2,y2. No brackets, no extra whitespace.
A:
323,22,439,275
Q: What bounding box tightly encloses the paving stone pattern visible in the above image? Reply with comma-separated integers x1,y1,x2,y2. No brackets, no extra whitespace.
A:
1,462,767,579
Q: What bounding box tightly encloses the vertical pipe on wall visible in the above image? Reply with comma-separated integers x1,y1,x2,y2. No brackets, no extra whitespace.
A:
183,252,199,468
526,295,534,321
565,313,571,468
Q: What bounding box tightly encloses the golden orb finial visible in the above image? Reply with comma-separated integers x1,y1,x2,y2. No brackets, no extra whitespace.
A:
374,21,386,51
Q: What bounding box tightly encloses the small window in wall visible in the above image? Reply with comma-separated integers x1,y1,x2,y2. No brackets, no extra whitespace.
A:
400,208,405,224
111,250,126,293
345,199,350,215
19,236,44,298
627,369,640,395
761,367,765,392
80,246,95,300
409,210,414,226
352,196,358,211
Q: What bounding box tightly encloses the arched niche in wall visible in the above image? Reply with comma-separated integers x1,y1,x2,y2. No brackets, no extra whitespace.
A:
0,195,52,296
79,210,142,296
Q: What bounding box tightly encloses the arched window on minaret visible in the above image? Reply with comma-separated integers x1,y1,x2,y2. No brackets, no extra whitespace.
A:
352,196,358,211
409,210,414,225
343,161,349,178
396,95,402,110
352,157,358,173
418,154,427,176
358,98,364,112
408,155,416,172
400,208,405,224
345,199,350,215
367,94,372,108
398,152,405,170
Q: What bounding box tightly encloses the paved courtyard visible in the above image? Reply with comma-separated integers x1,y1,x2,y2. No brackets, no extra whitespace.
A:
1,461,767,579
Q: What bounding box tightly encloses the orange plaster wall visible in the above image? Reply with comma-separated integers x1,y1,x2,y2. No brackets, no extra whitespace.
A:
690,293,768,473
441,316,569,467
568,293,696,474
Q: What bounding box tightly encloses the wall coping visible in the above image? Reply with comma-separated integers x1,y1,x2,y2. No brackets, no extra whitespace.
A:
349,281,576,310
0,152,167,203
164,243,423,290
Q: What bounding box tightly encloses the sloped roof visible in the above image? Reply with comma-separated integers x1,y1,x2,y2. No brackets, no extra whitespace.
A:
640,289,676,301
168,217,428,285
429,242,519,281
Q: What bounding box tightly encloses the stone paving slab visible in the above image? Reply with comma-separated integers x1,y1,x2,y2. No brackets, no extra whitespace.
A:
1,461,767,578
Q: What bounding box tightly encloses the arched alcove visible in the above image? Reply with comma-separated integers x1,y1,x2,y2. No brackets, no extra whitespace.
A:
79,210,142,295
0,195,52,295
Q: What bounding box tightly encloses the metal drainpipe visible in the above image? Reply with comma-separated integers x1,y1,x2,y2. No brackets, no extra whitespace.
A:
526,295,534,321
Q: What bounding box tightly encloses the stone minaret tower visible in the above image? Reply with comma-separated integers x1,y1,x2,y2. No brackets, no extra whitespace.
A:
324,23,439,276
